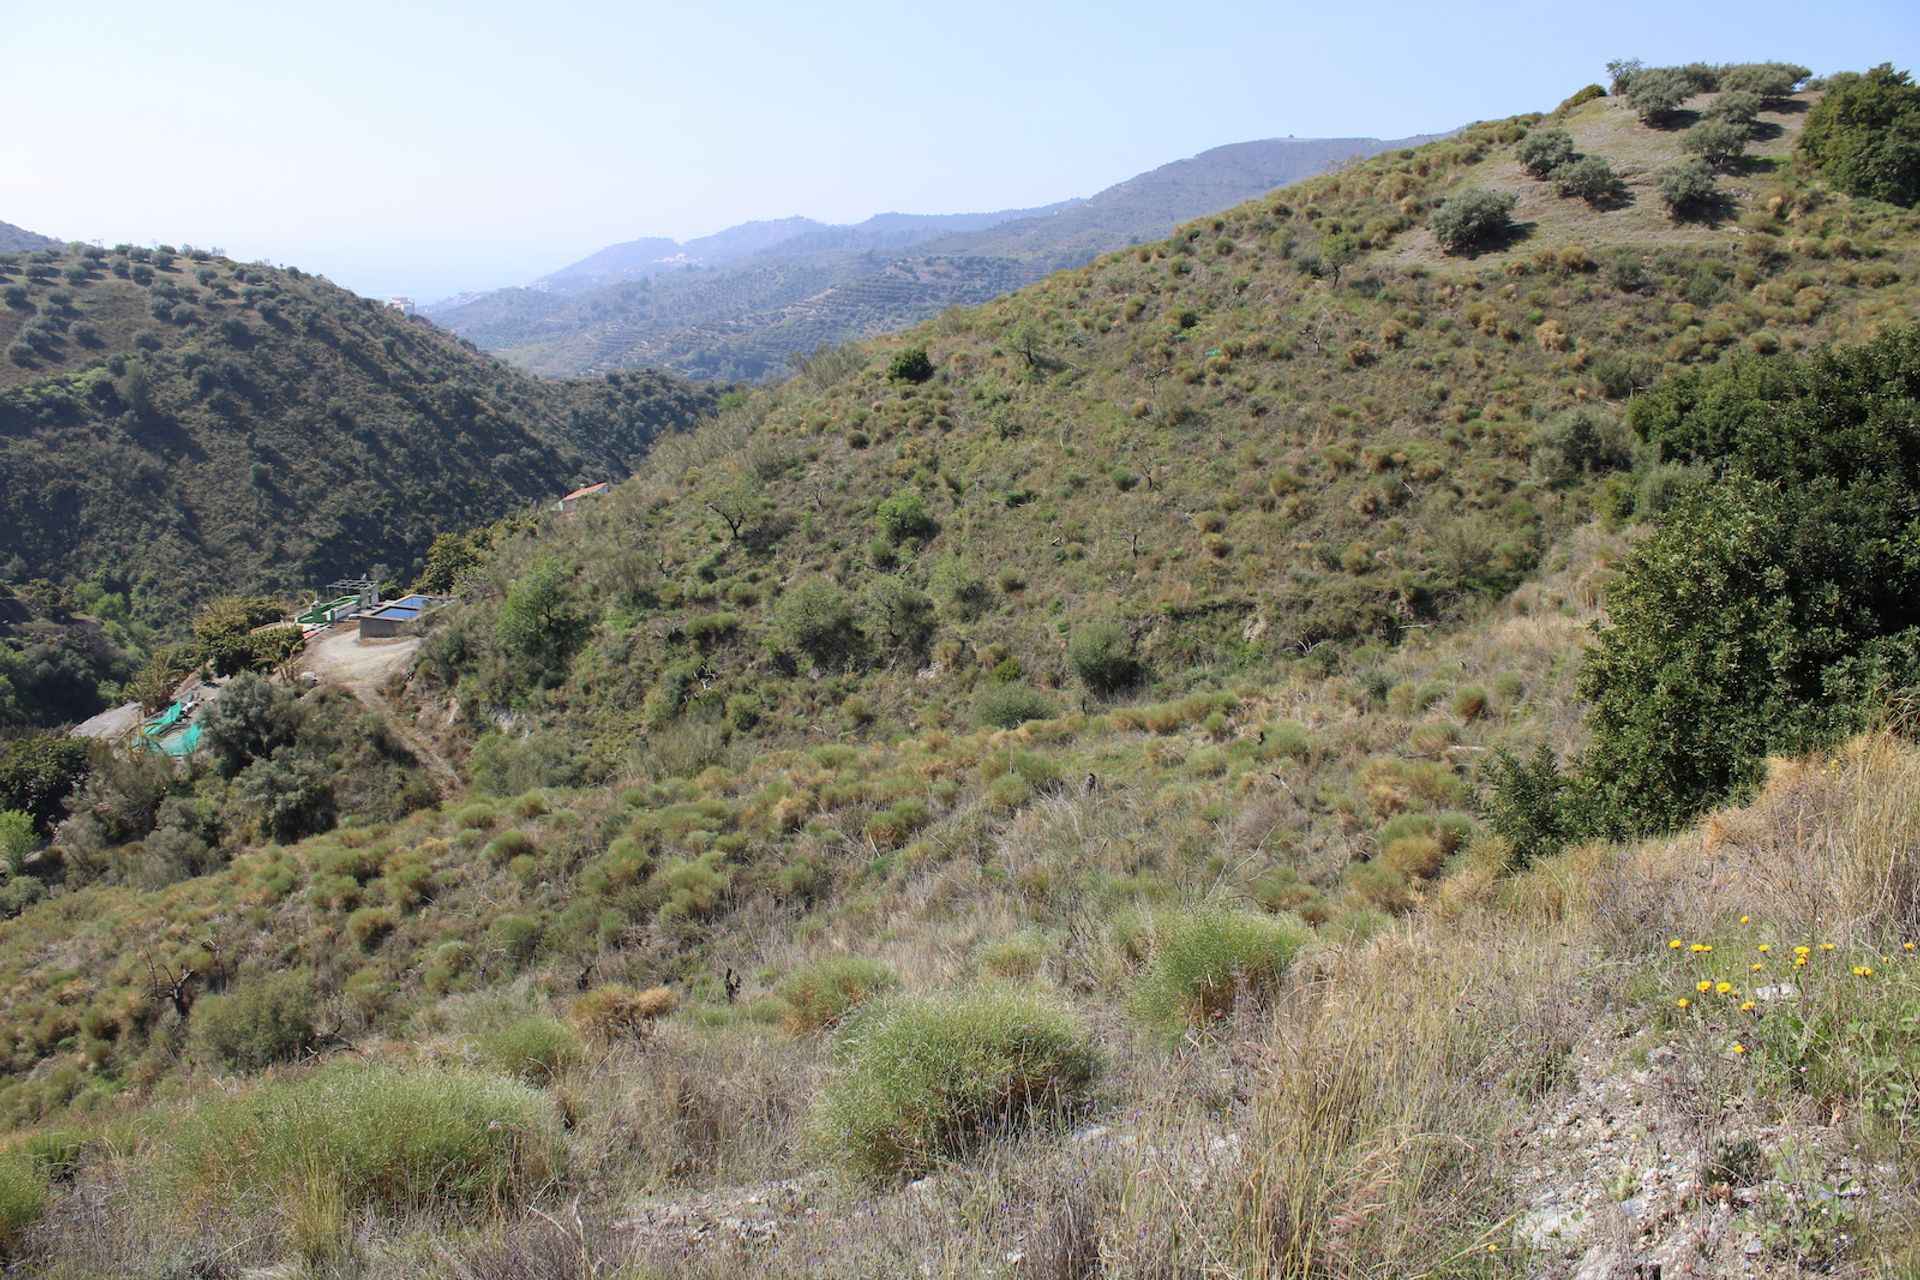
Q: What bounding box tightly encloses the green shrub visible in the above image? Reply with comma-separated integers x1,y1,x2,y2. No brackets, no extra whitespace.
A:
1656,160,1718,217
1679,119,1749,167
775,577,863,668
1429,189,1516,253
476,1016,581,1085
873,489,937,543
815,988,1101,1181
1552,154,1618,204
1533,407,1630,486
483,828,531,865
1484,744,1572,868
1626,67,1692,123
1703,89,1762,126
0,812,33,876
191,971,316,1072
345,906,397,951
1129,908,1312,1035
1515,128,1575,177
488,913,541,965
975,682,1056,729
159,1061,560,1219
778,957,900,1034
1066,621,1139,694
887,347,935,384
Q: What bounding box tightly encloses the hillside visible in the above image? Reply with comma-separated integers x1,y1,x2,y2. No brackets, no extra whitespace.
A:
433,135,1432,382
0,224,59,255
0,244,718,645
5,62,1920,1277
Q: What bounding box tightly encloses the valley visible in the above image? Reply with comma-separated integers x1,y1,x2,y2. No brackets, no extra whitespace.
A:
2,55,1920,1279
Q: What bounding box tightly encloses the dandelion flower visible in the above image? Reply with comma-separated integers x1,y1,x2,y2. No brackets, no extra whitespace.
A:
1757,944,1770,953
1715,982,1734,995
1821,942,1836,951
1794,946,1811,956
1904,942,1915,951
1670,939,1684,950
1697,980,1713,993
1740,915,1750,924
1794,956,1808,967
1739,1001,1755,1012
1677,997,1691,1008
1752,963,1764,971
1689,943,1707,953
1732,1043,1747,1054
1853,966,1874,977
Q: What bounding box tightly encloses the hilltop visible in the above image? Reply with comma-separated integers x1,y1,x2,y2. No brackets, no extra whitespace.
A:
0,245,717,648
4,61,1920,1278
433,135,1434,381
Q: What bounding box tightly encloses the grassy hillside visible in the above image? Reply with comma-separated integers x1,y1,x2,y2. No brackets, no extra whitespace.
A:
0,245,718,640
419,80,1916,766
435,135,1431,382
4,66,1920,1276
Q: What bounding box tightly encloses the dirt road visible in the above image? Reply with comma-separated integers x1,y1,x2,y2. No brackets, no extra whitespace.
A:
298,626,460,796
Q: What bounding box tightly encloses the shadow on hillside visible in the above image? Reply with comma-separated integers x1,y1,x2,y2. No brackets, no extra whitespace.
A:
1581,182,1636,213
1749,120,1787,144
1649,109,1702,132
1727,154,1789,180
1671,193,1739,228
1456,222,1536,259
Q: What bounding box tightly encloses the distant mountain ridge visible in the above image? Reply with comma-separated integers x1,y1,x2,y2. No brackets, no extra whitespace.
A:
0,221,61,254
534,205,1082,294
431,133,1441,381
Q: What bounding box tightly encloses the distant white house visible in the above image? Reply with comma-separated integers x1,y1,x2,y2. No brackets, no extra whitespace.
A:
556,481,611,513
386,296,416,315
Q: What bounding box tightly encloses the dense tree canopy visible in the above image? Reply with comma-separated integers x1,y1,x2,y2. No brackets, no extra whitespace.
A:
1798,64,1920,206
1577,323,1920,834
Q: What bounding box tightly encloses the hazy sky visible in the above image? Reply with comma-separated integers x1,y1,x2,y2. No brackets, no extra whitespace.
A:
4,0,1915,300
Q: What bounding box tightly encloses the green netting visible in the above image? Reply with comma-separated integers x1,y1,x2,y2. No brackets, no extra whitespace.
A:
141,702,183,735
149,721,203,757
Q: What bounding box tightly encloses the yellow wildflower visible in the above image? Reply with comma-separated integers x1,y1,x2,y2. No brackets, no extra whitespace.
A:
1740,915,1750,924
1853,966,1874,977
1751,963,1764,971
1732,1043,1747,1054
1689,943,1707,953
1696,980,1713,993
1669,939,1684,950
1677,997,1691,1008
1757,944,1770,953
1821,942,1836,951
1794,946,1811,956
1739,1001,1755,1012
1715,982,1734,995
1904,942,1915,951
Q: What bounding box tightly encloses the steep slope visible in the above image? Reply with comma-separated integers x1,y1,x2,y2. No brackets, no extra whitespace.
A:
421,81,1916,764
0,245,717,631
434,134,1432,381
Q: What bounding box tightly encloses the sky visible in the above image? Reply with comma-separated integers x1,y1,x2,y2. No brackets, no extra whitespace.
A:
3,0,1915,301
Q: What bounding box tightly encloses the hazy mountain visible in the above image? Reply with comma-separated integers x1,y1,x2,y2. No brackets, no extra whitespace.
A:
432,134,1438,381
0,221,61,254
